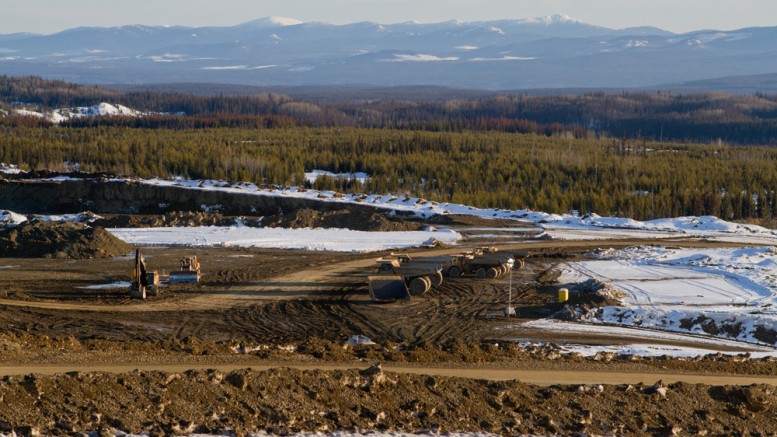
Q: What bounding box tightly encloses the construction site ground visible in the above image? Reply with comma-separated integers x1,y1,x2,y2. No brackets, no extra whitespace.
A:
0,223,776,435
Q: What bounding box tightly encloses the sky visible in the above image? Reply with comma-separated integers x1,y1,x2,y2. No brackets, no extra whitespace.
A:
2,0,775,34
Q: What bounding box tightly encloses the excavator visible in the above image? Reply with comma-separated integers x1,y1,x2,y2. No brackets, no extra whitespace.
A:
129,248,159,299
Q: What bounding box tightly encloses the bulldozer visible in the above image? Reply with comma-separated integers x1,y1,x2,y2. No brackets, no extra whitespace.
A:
169,256,201,283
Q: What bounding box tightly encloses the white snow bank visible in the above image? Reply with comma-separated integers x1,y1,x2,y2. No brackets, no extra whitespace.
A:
305,170,370,184
541,214,777,243
0,210,27,227
0,163,23,174
108,226,461,252
559,342,775,359
0,210,104,229
520,319,776,353
32,211,102,224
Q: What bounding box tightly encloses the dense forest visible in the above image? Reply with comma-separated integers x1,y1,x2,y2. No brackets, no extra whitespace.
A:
2,124,777,221
3,76,777,145
2,75,777,221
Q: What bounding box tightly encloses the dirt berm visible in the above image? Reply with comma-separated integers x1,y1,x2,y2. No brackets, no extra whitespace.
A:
0,177,422,219
0,221,131,259
94,208,423,232
0,366,774,436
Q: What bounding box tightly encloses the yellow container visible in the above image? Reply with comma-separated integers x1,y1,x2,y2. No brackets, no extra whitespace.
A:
558,288,569,303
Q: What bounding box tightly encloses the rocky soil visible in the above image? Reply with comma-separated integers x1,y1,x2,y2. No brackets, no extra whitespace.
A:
0,364,774,436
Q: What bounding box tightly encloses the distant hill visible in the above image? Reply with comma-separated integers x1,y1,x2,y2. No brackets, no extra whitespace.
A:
657,73,777,94
3,75,777,147
1,16,776,90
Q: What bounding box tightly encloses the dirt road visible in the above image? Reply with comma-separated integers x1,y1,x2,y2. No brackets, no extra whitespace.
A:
1,362,776,385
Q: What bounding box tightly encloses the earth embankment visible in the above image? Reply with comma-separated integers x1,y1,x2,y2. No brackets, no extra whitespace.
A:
0,178,397,217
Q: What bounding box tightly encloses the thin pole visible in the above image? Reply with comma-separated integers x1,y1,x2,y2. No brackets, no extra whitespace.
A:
508,267,512,308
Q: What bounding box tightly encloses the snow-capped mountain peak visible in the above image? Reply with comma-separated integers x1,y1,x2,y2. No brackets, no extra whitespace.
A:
0,17,774,90
268,16,304,26
522,14,583,25
239,16,304,28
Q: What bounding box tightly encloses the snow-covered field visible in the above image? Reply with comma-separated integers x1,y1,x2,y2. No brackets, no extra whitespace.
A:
108,226,461,252
550,246,777,351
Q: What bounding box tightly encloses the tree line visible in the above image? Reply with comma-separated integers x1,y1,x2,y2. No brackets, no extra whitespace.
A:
2,124,777,221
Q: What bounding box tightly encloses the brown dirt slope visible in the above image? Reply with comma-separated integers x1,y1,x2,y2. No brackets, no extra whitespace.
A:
0,222,131,259
0,366,774,436
262,208,425,231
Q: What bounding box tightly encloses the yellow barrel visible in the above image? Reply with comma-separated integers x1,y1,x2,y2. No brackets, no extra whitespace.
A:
558,288,569,303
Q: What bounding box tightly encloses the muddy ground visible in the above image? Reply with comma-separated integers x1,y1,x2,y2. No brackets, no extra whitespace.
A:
0,211,776,434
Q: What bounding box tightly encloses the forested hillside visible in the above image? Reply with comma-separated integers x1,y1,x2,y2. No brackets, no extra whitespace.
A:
3,76,777,145
2,124,776,221
3,76,777,221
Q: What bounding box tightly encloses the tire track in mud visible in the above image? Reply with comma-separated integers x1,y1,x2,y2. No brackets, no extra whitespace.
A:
0,250,571,345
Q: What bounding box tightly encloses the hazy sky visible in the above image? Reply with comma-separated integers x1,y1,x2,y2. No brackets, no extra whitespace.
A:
3,0,775,34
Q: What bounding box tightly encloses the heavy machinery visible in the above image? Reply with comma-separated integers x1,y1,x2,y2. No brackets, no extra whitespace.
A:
459,246,515,278
169,256,201,283
385,252,462,281
372,258,443,296
129,248,159,299
367,275,412,302
386,248,522,279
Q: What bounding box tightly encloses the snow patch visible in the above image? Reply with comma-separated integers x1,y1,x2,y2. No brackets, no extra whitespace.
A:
470,56,536,61
267,16,303,26
78,281,131,290
13,103,142,123
32,212,102,224
388,54,460,62
0,163,23,174
0,210,27,227
201,65,248,70
522,14,583,25
108,226,461,252
305,170,369,184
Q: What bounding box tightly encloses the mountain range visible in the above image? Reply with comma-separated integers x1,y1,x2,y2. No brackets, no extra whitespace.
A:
1,15,777,91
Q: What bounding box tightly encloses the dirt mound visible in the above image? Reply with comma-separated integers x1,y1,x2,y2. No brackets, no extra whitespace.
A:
95,211,254,228
429,214,535,228
551,279,625,321
94,209,420,232
0,222,131,259
263,208,425,231
0,367,774,436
